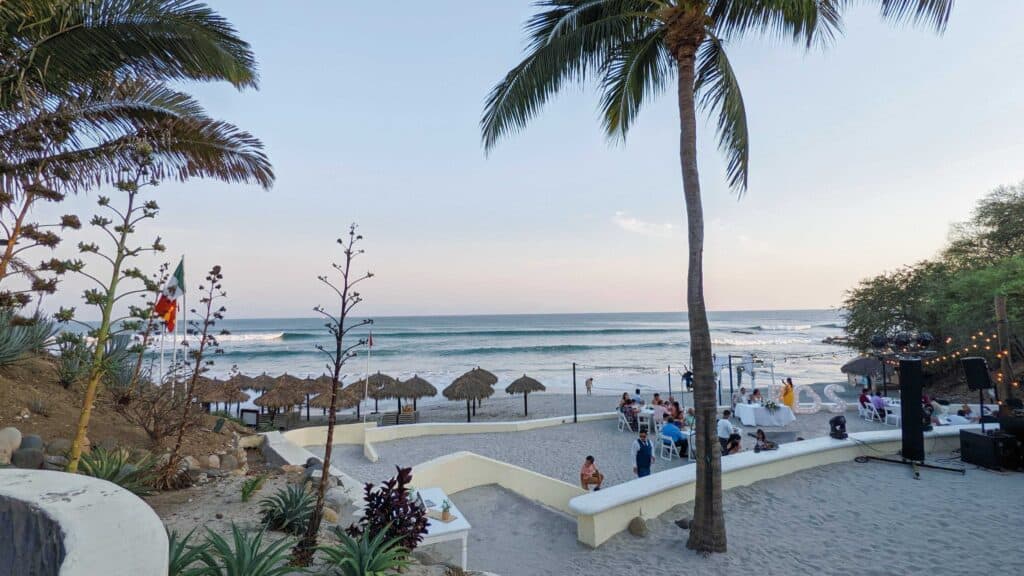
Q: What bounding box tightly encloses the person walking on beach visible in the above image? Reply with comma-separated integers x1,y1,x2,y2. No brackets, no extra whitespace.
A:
632,430,655,478
585,377,593,396
580,455,604,491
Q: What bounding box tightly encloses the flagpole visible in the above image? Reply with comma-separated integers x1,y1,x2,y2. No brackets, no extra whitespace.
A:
159,328,166,387
363,331,371,423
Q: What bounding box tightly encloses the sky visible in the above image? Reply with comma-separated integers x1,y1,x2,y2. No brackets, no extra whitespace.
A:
37,1,1024,320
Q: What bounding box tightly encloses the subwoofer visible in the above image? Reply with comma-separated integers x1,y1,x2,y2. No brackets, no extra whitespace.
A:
960,429,1021,470
899,359,925,461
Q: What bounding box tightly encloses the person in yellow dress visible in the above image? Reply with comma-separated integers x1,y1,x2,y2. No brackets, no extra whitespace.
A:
781,377,795,409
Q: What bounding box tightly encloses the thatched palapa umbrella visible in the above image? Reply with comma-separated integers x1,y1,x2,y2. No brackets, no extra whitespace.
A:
227,372,256,390
506,374,546,416
248,372,277,394
444,371,496,422
223,386,251,417
194,376,226,411
254,386,304,416
309,386,360,411
396,375,436,411
352,372,399,414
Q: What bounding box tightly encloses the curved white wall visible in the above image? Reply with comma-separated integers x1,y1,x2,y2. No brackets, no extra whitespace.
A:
0,469,168,576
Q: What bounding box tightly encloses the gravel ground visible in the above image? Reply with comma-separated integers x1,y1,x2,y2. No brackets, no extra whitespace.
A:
311,406,891,487
446,456,1024,576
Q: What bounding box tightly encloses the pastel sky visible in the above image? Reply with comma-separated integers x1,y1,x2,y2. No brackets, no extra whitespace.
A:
39,1,1024,319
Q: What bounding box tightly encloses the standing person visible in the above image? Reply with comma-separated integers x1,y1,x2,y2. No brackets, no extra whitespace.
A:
632,430,655,478
717,410,737,452
631,388,643,404
579,455,604,491
781,377,796,409
585,377,593,396
682,369,694,391
744,354,757,388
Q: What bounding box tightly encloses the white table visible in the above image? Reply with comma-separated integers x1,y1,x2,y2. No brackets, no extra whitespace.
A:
417,487,471,569
734,403,796,427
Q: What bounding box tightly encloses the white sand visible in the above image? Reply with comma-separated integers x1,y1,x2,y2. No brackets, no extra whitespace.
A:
313,405,889,488
441,456,1023,575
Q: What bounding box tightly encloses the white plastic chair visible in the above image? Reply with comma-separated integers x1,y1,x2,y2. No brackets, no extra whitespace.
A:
857,403,869,420
864,404,883,423
884,407,901,426
637,413,652,435
617,411,631,432
659,435,680,460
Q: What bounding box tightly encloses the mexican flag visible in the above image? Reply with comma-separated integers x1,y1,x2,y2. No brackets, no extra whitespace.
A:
154,259,185,332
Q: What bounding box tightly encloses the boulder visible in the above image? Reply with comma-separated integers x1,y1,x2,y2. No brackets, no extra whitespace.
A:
96,438,119,452
18,407,30,419
323,507,339,524
628,516,648,538
19,434,44,451
236,434,263,450
0,427,23,455
219,454,238,471
305,457,322,469
183,455,200,470
12,448,44,469
206,454,221,469
43,454,69,470
325,487,350,512
46,438,72,456
0,447,11,466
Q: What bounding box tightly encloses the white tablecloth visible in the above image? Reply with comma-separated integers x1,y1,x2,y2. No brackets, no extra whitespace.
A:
734,403,796,427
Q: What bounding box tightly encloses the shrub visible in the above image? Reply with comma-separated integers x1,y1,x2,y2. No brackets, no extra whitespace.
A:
77,447,157,495
346,467,428,552
0,310,56,365
259,484,313,536
320,523,409,576
56,332,90,388
168,528,214,576
202,525,294,576
241,474,268,503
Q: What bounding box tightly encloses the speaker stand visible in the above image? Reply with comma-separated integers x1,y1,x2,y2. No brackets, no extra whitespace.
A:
863,455,964,479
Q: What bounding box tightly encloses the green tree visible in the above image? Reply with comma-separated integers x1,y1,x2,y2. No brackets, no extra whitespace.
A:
482,0,952,552
944,181,1024,267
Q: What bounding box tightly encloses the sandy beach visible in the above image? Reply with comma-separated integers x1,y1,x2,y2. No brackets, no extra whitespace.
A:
435,455,1023,575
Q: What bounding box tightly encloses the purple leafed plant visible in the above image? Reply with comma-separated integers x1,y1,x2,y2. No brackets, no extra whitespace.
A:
347,466,428,551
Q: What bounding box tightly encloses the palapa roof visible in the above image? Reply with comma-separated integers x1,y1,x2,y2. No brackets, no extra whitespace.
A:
506,374,545,395
226,373,256,389
309,387,360,410
275,372,306,388
350,372,399,399
194,377,228,403
248,372,278,392
304,374,335,395
463,367,497,386
443,371,496,401
841,356,895,377
254,386,304,408
394,374,437,399
223,386,251,404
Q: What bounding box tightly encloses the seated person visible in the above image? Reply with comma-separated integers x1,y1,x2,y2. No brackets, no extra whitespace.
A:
651,401,668,424
858,388,870,408
754,428,777,451
661,418,689,456
684,407,696,429
579,455,604,491
717,410,737,452
652,393,663,406
946,412,972,425
749,388,763,404
958,404,982,423
732,387,748,409
618,392,630,411
668,400,682,421
725,433,743,455
870,393,888,416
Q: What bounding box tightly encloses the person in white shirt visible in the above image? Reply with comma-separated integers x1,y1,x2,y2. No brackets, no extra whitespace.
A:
717,410,736,452
732,387,748,410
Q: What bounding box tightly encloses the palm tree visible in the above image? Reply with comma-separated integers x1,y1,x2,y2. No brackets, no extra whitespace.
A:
482,0,952,553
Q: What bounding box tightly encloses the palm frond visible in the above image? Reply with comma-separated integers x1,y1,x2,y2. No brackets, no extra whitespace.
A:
708,0,844,48
695,34,749,193
0,0,258,106
599,26,672,138
481,0,653,151
872,0,953,31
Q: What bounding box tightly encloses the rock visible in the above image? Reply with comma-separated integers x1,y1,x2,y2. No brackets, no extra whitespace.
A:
12,447,44,469
280,464,304,474
18,408,30,419
236,434,263,449
183,456,200,470
46,438,72,456
325,487,350,512
206,454,221,469
628,516,648,537
0,447,11,466
44,454,69,470
0,427,22,455
323,507,339,524
674,518,691,530
305,457,322,469
96,438,119,452
220,454,238,470
19,434,43,451
215,513,224,520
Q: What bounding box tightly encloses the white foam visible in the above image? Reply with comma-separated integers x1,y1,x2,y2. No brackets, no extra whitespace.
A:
217,332,284,342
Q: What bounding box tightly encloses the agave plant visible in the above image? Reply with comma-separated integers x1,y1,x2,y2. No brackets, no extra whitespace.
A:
320,524,409,576
56,332,91,388
0,310,57,365
202,525,295,576
77,446,157,495
168,528,214,576
241,474,268,503
259,484,314,536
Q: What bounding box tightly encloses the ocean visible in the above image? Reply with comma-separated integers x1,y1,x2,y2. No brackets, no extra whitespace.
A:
194,310,853,398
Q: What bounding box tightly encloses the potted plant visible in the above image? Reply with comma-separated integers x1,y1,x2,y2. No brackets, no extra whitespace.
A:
441,500,452,522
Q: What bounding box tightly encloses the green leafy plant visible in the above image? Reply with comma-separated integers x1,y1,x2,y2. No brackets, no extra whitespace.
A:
201,525,295,576
168,528,214,576
56,332,90,388
0,310,57,366
241,474,268,503
77,446,157,495
259,484,314,536
319,524,409,576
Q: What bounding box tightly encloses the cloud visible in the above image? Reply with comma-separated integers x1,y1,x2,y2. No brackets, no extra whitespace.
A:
613,211,675,238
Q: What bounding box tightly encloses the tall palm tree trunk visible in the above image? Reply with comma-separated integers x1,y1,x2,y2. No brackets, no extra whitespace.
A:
668,8,727,553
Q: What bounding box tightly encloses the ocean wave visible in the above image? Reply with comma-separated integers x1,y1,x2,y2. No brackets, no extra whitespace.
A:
712,337,813,347
816,322,845,329
752,324,812,331
217,331,320,342
360,327,684,339
436,342,681,356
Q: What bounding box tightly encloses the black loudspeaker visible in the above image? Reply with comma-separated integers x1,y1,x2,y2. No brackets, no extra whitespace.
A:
960,429,1021,470
961,357,991,391
899,359,925,461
